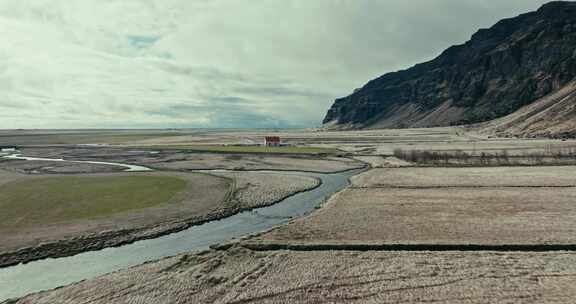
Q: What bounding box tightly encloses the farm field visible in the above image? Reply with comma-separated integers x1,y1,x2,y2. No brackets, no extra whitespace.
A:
12,246,576,304
254,187,576,245
352,166,576,188
254,166,576,246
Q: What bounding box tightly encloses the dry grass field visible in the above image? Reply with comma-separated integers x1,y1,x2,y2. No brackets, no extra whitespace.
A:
255,187,576,245
212,172,320,209
352,166,576,188
254,166,576,246
11,247,576,304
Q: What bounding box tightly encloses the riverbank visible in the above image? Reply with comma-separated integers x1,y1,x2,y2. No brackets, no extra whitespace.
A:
0,170,231,268
0,169,323,268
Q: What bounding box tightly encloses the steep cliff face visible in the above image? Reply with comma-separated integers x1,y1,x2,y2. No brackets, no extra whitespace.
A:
323,1,576,130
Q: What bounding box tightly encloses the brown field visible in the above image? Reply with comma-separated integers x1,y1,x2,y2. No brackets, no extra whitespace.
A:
212,172,320,209
353,166,576,188
254,166,576,246
12,246,576,304
255,187,576,245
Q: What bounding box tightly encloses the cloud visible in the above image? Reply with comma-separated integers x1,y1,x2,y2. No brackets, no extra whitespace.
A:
0,0,551,129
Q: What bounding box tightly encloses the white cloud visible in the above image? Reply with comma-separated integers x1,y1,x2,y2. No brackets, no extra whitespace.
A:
0,0,550,129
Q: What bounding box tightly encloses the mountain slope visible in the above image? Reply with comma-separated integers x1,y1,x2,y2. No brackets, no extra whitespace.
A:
323,1,576,131
477,81,576,138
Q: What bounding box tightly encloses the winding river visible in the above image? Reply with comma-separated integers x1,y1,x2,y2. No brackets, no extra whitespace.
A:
3,154,153,172
0,154,362,301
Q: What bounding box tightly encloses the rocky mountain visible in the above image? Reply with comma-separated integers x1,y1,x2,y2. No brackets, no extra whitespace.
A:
477,80,576,138
323,1,576,132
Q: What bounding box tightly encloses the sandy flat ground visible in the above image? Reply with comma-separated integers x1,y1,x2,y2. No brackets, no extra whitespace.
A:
353,166,576,187
12,247,576,304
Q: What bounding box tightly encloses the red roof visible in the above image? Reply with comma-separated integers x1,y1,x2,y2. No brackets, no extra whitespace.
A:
265,136,280,142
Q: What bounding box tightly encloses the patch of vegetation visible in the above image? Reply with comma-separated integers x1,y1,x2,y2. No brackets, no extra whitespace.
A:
393,145,576,166
138,145,338,154
0,175,187,228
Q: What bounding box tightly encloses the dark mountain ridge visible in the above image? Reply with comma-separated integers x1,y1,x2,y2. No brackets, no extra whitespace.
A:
323,1,576,131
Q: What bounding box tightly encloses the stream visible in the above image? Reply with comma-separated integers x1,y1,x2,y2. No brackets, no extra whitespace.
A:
0,154,362,301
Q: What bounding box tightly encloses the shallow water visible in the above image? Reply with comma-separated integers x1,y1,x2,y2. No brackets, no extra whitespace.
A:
0,158,360,301
3,154,153,172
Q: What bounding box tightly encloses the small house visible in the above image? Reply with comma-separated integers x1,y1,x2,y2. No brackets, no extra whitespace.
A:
264,136,281,147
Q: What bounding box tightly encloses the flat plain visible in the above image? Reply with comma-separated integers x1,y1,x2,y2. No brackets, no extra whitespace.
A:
12,247,576,304
4,128,576,303
352,166,576,187
212,171,320,209
0,170,230,253
255,187,576,245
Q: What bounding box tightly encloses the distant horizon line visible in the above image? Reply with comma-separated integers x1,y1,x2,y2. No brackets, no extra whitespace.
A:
0,127,317,131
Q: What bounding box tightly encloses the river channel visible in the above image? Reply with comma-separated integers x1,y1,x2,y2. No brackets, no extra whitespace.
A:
0,154,362,301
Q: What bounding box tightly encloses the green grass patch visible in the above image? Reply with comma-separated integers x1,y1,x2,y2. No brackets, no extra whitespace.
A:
138,145,338,154
0,175,187,228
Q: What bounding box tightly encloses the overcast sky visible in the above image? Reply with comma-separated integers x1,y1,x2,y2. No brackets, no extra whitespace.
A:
0,0,551,129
